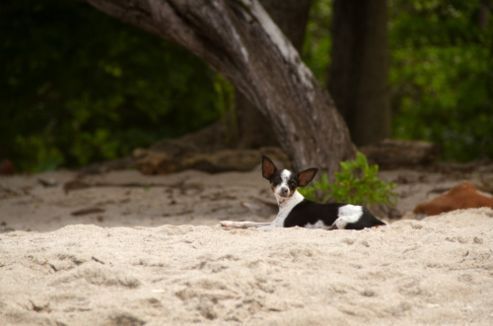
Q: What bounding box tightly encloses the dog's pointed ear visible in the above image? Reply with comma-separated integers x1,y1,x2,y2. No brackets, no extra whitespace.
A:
261,155,277,180
297,168,318,187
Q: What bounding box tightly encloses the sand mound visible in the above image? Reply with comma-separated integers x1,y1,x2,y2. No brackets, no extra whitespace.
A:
1,208,493,325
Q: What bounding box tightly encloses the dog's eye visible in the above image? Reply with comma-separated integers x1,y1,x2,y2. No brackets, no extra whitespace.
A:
288,180,297,187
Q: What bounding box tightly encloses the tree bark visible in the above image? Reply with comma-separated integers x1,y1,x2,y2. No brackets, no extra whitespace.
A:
84,0,354,174
477,0,491,29
235,0,312,149
328,0,390,146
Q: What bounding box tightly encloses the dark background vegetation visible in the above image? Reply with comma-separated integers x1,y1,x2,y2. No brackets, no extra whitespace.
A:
1,0,492,172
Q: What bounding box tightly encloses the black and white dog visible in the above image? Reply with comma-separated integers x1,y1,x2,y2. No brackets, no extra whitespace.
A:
221,156,385,230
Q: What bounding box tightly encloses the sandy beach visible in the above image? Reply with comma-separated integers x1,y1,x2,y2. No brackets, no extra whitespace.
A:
1,167,493,325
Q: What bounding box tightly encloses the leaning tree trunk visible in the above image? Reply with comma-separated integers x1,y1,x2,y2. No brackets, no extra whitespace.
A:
328,0,390,146
235,0,312,149
84,0,355,174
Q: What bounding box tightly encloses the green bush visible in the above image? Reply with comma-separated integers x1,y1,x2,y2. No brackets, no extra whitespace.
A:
299,153,397,206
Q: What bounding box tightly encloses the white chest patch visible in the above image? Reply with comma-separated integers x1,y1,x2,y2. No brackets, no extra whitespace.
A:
271,190,304,227
334,204,363,229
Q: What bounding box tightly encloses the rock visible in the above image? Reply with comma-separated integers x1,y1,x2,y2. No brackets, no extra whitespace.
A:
150,121,228,153
133,147,289,175
79,157,135,175
413,181,493,216
131,121,290,174
133,150,173,175
0,159,15,175
361,139,438,168
181,148,283,173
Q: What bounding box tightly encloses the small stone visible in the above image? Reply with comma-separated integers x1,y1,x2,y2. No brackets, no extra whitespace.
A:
473,237,483,244
361,289,376,297
342,238,355,245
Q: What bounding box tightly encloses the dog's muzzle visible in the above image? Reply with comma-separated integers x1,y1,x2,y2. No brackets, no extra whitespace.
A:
279,186,289,197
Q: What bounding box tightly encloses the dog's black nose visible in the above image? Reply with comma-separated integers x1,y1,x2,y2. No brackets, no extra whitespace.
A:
280,187,289,196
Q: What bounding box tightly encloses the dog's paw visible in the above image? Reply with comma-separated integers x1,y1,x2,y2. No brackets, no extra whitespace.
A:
219,220,235,228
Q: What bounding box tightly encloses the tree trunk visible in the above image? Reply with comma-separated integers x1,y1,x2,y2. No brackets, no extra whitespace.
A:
235,0,312,149
328,0,390,146
84,0,355,174
477,0,491,29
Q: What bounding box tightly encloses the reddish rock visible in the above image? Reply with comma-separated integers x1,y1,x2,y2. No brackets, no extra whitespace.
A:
414,182,493,216
0,160,15,175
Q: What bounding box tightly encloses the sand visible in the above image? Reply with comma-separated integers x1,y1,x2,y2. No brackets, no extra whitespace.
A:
1,168,493,325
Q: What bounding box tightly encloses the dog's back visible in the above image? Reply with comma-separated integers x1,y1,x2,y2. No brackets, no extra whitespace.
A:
283,199,384,229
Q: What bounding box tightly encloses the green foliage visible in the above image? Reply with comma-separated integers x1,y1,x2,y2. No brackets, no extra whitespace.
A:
305,0,493,162
302,0,332,85
213,75,237,145
299,153,397,206
390,0,493,161
0,0,221,171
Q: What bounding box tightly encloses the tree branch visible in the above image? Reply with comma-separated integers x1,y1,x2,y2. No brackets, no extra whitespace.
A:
84,0,355,174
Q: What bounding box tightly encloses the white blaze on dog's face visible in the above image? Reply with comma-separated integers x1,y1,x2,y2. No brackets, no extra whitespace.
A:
272,169,296,199
261,155,318,202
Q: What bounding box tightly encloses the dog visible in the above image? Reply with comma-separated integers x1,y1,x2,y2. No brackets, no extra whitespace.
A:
221,156,385,230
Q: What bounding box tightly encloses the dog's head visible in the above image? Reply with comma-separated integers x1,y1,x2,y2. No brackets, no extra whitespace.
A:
261,155,318,200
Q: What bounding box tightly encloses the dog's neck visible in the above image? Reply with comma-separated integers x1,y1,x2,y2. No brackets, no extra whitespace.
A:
271,190,304,227
275,190,304,210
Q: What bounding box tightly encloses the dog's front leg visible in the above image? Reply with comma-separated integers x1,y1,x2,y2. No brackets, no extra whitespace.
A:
220,220,272,229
